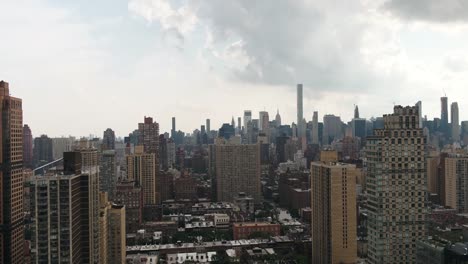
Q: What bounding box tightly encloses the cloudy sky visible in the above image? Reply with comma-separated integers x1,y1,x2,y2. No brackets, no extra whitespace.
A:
1,0,468,137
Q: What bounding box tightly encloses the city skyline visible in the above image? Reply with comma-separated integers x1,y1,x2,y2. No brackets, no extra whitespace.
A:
2,0,468,137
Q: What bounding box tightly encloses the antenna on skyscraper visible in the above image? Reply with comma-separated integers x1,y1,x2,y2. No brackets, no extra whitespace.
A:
443,88,447,97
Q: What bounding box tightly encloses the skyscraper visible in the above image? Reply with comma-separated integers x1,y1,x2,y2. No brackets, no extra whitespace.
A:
366,105,426,263
139,117,160,155
23,124,33,168
33,134,53,166
171,117,176,138
297,84,303,137
0,80,24,264
51,137,75,160
29,172,88,263
218,123,235,140
259,111,269,133
445,155,468,212
352,118,367,139
451,102,460,141
441,96,449,134
75,149,101,264
99,192,126,264
114,180,142,233
416,101,423,128
312,111,319,144
100,150,117,199
213,138,261,203
237,117,242,133
322,115,343,145
354,105,359,119
243,110,252,132
103,128,116,150
275,109,282,126
206,118,211,133
311,158,357,264
127,146,157,206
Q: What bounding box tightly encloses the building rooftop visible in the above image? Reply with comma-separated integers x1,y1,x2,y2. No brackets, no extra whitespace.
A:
233,222,278,227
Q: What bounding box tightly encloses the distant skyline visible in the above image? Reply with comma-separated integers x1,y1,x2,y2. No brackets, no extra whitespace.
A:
2,0,468,137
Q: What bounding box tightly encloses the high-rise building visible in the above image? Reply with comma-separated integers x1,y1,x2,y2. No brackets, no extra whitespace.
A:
156,170,175,203
416,101,423,128
312,111,319,144
213,138,261,202
114,180,142,233
297,84,303,138
354,105,360,119
99,192,126,264
366,105,426,263
352,118,367,139
426,151,440,195
451,102,460,142
174,172,197,200
310,159,357,264
29,172,87,263
171,117,176,138
100,150,117,199
0,81,24,264
323,115,343,145
259,111,269,140
103,128,116,150
206,119,211,134
237,117,242,133
159,135,168,170
167,139,176,168
243,110,252,132
441,96,449,134
138,116,160,156
70,149,101,264
127,146,157,206
275,109,282,127
33,134,53,166
259,111,268,131
218,123,235,140
51,137,75,160
23,124,33,168
445,155,468,212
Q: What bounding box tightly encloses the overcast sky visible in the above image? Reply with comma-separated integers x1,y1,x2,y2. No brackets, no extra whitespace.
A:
1,0,468,138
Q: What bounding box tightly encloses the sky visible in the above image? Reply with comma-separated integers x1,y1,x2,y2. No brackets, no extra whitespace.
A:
1,0,468,138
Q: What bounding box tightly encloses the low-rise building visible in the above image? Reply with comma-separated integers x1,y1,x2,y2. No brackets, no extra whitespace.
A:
233,222,281,240
166,252,216,264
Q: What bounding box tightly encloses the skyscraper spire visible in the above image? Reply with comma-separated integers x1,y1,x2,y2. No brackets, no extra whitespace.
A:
231,116,235,127
354,105,359,119
275,109,282,126
297,84,303,137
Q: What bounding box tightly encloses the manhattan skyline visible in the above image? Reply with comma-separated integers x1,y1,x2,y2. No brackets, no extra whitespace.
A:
2,0,468,137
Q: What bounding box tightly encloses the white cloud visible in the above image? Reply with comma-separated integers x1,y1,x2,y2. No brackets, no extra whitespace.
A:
128,0,197,34
383,0,468,23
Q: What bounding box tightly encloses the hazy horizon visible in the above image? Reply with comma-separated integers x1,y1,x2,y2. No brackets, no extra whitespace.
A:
2,0,468,137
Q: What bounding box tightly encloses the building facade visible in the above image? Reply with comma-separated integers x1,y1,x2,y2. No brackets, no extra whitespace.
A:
115,180,142,233
366,105,426,263
445,155,468,213
233,223,281,240
100,150,117,199
23,124,33,168
29,173,87,264
103,128,116,150
213,139,261,203
51,137,75,160
0,81,24,264
127,146,158,206
33,134,53,166
310,161,357,264
99,192,126,264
